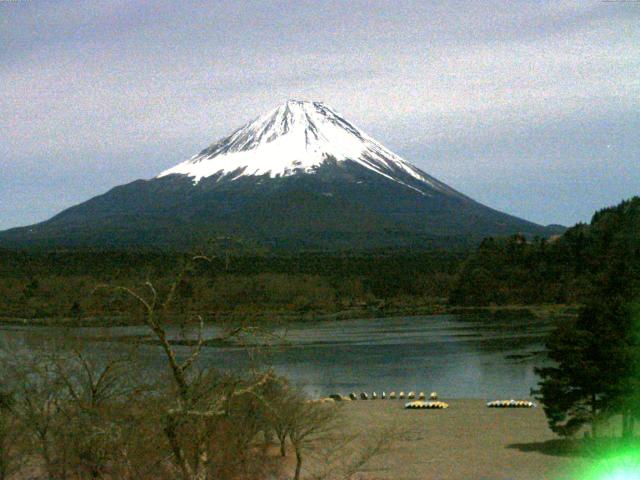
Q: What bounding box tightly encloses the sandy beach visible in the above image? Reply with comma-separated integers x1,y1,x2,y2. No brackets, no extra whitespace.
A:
328,399,591,480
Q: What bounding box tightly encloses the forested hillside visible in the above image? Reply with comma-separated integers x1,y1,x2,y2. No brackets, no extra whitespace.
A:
0,249,464,321
450,197,640,306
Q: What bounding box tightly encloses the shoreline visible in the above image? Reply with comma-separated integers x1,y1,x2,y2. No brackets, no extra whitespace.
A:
0,303,577,328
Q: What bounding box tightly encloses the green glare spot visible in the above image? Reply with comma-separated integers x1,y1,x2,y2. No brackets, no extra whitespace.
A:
601,466,640,480
581,448,640,480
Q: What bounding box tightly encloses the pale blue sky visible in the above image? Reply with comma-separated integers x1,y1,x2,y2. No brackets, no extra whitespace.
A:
1,0,638,230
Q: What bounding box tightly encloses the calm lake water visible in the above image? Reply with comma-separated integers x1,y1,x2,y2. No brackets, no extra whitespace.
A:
0,314,555,399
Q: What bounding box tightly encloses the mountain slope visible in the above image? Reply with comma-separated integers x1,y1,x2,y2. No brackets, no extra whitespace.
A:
0,100,562,251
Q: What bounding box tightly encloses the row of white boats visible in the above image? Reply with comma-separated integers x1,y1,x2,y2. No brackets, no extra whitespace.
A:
486,399,537,408
326,392,536,409
403,399,537,409
330,391,439,401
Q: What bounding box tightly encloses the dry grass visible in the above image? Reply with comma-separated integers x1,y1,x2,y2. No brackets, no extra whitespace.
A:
318,399,592,480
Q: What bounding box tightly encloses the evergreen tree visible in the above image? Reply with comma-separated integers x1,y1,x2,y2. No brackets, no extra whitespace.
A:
536,197,640,438
535,305,615,437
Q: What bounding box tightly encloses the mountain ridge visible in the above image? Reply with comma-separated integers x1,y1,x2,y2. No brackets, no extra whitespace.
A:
0,100,563,251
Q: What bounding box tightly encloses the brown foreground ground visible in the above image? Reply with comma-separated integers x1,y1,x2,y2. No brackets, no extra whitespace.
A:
318,399,591,480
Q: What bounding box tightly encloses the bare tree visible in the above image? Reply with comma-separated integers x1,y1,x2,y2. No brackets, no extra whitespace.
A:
306,427,395,480
287,398,340,480
96,255,276,480
260,377,296,457
0,251,391,480
53,348,139,479
0,389,22,480
265,391,392,480
5,348,69,480
3,335,161,480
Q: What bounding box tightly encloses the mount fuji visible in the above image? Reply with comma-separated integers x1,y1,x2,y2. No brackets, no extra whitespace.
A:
0,100,562,250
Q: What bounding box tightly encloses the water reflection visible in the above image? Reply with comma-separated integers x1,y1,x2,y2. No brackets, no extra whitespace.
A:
0,314,554,399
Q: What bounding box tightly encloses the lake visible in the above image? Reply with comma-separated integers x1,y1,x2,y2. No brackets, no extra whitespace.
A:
0,313,555,399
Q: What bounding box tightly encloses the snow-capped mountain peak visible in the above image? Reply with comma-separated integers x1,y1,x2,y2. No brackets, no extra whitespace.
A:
158,99,450,195
0,98,557,250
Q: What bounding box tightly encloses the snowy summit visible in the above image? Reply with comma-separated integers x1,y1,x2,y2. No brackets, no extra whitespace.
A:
158,99,450,195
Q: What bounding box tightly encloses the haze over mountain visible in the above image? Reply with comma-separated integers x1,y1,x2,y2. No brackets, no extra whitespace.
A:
0,100,562,251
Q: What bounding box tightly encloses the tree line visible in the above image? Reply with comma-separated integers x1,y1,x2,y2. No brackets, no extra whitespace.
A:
0,249,463,321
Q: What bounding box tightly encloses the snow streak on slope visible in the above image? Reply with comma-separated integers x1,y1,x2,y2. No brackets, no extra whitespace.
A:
158,100,453,195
